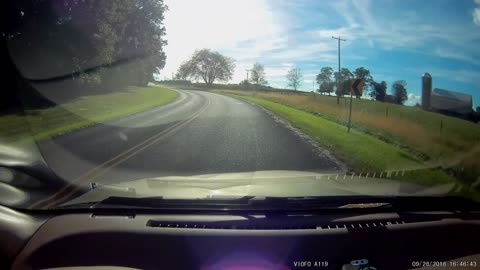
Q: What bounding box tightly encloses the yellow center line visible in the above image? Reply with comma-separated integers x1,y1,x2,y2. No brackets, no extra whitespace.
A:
29,124,175,209
36,95,211,209
28,121,180,209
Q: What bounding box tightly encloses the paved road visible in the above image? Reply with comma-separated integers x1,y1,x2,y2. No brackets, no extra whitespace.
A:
38,89,343,186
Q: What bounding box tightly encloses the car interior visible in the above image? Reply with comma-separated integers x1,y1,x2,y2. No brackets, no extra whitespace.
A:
1,1,480,270
1,195,480,270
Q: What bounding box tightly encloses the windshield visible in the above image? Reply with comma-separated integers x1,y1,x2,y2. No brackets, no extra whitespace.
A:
1,0,479,210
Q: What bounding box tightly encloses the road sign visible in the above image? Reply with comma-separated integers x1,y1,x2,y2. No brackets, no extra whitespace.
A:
351,79,363,96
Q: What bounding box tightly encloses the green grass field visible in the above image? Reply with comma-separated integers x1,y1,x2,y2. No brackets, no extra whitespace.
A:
0,86,177,144
215,89,480,198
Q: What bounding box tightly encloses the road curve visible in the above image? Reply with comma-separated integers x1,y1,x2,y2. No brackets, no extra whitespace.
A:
38,89,343,186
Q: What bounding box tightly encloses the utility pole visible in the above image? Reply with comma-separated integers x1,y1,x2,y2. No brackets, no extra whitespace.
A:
245,69,252,82
332,36,346,104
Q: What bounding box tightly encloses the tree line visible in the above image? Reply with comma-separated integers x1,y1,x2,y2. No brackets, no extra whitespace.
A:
175,49,408,105
315,66,408,105
176,49,305,91
2,0,168,90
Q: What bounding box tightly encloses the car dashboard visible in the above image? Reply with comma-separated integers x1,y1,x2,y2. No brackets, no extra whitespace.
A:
1,206,479,270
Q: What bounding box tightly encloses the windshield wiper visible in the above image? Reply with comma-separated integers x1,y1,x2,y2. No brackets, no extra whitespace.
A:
53,195,479,212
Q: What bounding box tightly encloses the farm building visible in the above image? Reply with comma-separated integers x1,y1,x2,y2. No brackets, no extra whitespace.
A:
430,88,473,116
384,95,397,104
421,73,474,119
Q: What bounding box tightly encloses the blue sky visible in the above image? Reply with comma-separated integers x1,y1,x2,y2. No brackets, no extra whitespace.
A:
162,0,480,107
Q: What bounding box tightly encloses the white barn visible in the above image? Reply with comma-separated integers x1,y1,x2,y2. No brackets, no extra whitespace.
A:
430,88,473,115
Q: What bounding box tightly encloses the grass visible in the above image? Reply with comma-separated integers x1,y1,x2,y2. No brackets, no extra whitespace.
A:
214,90,480,200
218,90,480,158
239,96,423,172
216,90,480,185
0,86,177,144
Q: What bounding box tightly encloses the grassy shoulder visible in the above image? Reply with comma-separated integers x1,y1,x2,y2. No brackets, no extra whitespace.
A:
0,86,177,144
220,92,470,190
217,90,480,159
217,90,480,185
235,96,423,172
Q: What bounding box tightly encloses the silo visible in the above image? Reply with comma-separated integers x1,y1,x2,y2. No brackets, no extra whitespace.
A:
422,72,432,110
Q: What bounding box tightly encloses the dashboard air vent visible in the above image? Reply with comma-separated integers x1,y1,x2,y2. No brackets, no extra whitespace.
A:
146,220,407,230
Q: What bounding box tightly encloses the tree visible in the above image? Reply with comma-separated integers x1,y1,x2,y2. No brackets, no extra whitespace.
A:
176,49,235,85
370,81,387,101
119,0,168,86
334,68,354,96
175,60,197,80
239,79,251,89
3,0,168,88
316,67,334,95
353,67,373,98
392,80,408,105
286,68,303,91
250,62,267,87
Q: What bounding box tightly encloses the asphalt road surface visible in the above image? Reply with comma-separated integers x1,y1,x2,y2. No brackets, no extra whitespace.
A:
38,89,343,186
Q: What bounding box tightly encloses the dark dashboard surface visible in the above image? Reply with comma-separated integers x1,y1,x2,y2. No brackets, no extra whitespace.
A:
2,206,479,270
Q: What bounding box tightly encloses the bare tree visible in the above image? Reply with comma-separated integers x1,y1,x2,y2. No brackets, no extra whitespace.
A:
286,68,303,91
250,62,268,87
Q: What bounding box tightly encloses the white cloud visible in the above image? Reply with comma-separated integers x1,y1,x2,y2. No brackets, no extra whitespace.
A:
233,62,253,83
321,0,480,73
308,27,356,40
436,69,480,84
265,66,292,77
281,62,294,68
268,43,335,61
325,0,432,50
405,93,421,106
159,0,480,89
433,48,480,65
475,0,480,5
473,8,480,26
162,0,284,80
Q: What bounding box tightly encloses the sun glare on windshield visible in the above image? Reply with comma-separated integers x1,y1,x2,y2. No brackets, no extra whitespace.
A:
0,0,479,209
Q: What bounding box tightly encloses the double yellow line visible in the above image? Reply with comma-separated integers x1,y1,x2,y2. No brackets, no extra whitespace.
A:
30,95,210,209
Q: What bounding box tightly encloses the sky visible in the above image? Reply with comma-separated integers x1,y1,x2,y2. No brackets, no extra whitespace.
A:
161,0,480,107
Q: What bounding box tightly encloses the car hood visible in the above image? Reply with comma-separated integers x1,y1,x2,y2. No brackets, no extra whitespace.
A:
62,170,457,206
